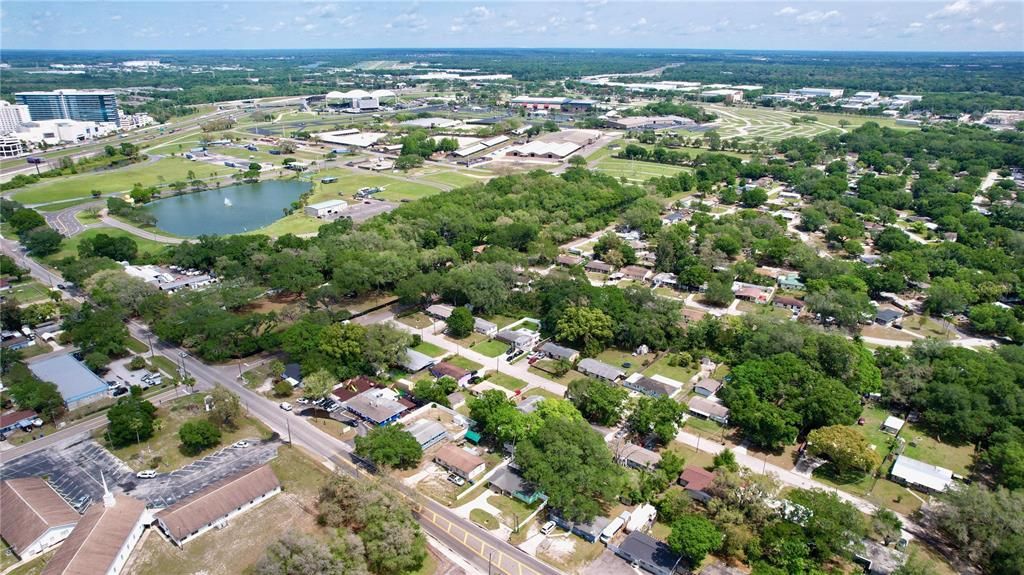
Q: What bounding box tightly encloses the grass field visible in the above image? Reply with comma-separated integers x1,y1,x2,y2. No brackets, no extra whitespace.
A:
702,105,915,143
447,355,483,372
593,158,690,182
487,372,528,392
12,158,237,204
315,169,443,201
643,355,698,384
472,339,507,358
4,280,52,304
44,227,169,263
417,170,486,188
34,198,100,212
412,341,446,358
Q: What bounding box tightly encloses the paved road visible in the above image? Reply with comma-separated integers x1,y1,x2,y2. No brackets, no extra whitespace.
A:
123,321,557,575
44,200,103,236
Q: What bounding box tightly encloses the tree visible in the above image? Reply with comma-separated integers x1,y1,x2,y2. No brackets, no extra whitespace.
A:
354,425,423,470
555,306,614,357
8,209,46,236
22,228,63,256
362,324,413,372
413,376,458,407
515,414,623,522
84,351,111,372
445,307,473,338
984,431,1024,490
85,269,157,316
106,396,157,448
927,484,1024,572
806,425,880,475
668,514,723,565
872,509,903,546
626,395,684,445
179,419,222,454
273,380,293,398
712,448,739,472
6,374,64,421
740,187,768,208
208,385,243,429
395,154,424,170
566,378,628,426
255,532,364,575
787,488,866,562
78,233,139,262
63,303,129,358
303,369,336,400
703,272,735,307
469,390,533,444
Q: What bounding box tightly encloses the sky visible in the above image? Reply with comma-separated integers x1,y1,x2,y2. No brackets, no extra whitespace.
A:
1,0,1021,52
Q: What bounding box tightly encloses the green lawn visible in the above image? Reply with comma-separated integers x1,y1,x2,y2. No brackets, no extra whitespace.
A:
471,339,507,358
487,494,540,529
126,336,150,354
593,158,689,182
418,171,484,188
518,320,540,332
44,227,169,264
643,355,698,384
12,158,236,204
487,372,528,392
470,508,499,530
596,348,657,376
75,210,103,225
901,422,975,475
522,387,561,400
35,198,100,212
4,280,52,304
412,341,446,358
314,169,443,201
447,355,483,372
397,312,434,329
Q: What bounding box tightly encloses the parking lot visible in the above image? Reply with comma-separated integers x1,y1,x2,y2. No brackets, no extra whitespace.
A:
2,436,280,510
336,198,397,223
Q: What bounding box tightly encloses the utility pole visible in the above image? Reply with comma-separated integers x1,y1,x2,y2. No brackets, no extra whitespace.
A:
285,416,292,444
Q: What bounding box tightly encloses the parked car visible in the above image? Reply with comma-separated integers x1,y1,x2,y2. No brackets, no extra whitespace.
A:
279,402,293,412
136,469,157,479
540,521,556,535
111,387,129,398
232,440,250,449
447,473,466,487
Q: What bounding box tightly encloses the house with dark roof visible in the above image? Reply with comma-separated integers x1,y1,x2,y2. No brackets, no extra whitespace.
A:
556,254,583,267
773,296,806,312
344,388,409,426
281,363,302,387
585,260,614,274
875,308,904,327
488,466,544,504
623,373,675,398
620,265,652,283
331,375,378,403
0,478,80,558
41,494,149,575
539,342,580,363
694,378,722,397
550,512,611,543
155,465,281,547
576,358,624,382
678,466,717,502
614,531,682,575
0,409,39,436
434,445,486,480
429,362,473,387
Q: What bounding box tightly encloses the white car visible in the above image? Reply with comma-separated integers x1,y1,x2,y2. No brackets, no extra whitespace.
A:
540,521,556,535
279,402,293,412
447,473,466,487
232,440,250,449
136,469,157,479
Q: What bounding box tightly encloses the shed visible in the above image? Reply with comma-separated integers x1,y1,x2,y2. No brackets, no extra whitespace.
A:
881,415,905,435
576,358,624,382
304,199,347,218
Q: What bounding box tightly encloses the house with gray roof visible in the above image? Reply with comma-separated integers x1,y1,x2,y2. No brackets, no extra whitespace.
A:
889,455,953,493
615,531,682,575
488,466,544,504
577,358,625,382
404,419,448,450
623,373,675,398
495,329,538,350
473,317,498,336
400,348,435,373
539,342,579,363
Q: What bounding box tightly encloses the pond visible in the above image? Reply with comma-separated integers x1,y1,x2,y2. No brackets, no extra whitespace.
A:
144,180,309,236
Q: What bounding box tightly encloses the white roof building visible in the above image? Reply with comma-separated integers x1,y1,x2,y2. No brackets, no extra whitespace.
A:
890,455,954,493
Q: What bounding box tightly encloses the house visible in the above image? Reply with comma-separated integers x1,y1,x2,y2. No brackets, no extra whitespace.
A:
661,212,686,226
652,272,678,289
773,296,806,312
495,329,538,350
155,465,280,547
585,260,614,274
474,317,498,337
539,342,580,363
576,358,624,383
556,254,582,267
614,532,683,575
447,392,466,410
733,282,775,304
344,388,409,426
889,455,954,493
404,419,448,450
678,466,717,502
623,373,675,398
400,348,436,373
488,466,544,504
28,354,109,410
516,394,546,415
694,378,722,397
0,409,39,436
0,478,80,559
881,415,905,435
281,363,302,388
433,444,486,480
425,304,454,320
620,265,652,283
331,375,378,403
429,362,473,387
875,309,904,327
855,540,907,575
777,273,804,290
40,493,149,575
688,396,730,425
611,439,662,471
550,513,610,544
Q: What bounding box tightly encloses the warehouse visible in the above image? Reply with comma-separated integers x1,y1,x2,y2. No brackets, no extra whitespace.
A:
505,140,581,159
304,199,347,218
28,354,109,409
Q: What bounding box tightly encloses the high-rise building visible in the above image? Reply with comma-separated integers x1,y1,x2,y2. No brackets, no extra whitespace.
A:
14,90,120,126
0,101,31,134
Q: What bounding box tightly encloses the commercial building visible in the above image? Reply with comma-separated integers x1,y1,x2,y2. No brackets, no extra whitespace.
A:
304,199,347,218
604,115,695,130
889,455,954,493
0,134,24,158
41,493,149,575
344,388,409,426
155,465,281,547
509,96,595,112
433,444,486,480
0,101,31,133
28,354,109,409
16,90,120,126
324,89,396,112
795,87,845,98
505,140,581,159
0,478,80,559
14,119,118,146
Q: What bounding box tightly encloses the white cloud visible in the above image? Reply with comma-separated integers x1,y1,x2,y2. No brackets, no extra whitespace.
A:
937,23,953,31
303,23,317,31
774,6,799,16
307,3,339,18
991,21,1008,32
386,11,428,32
796,10,840,23
109,14,122,21
928,0,978,19
334,15,356,28
468,6,492,22
243,25,263,32
900,21,925,35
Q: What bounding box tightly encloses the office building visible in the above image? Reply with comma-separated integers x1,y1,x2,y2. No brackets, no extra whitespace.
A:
0,135,24,158
15,90,121,126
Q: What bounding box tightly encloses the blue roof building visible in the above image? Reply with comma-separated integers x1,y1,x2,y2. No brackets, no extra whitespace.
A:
28,354,109,410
